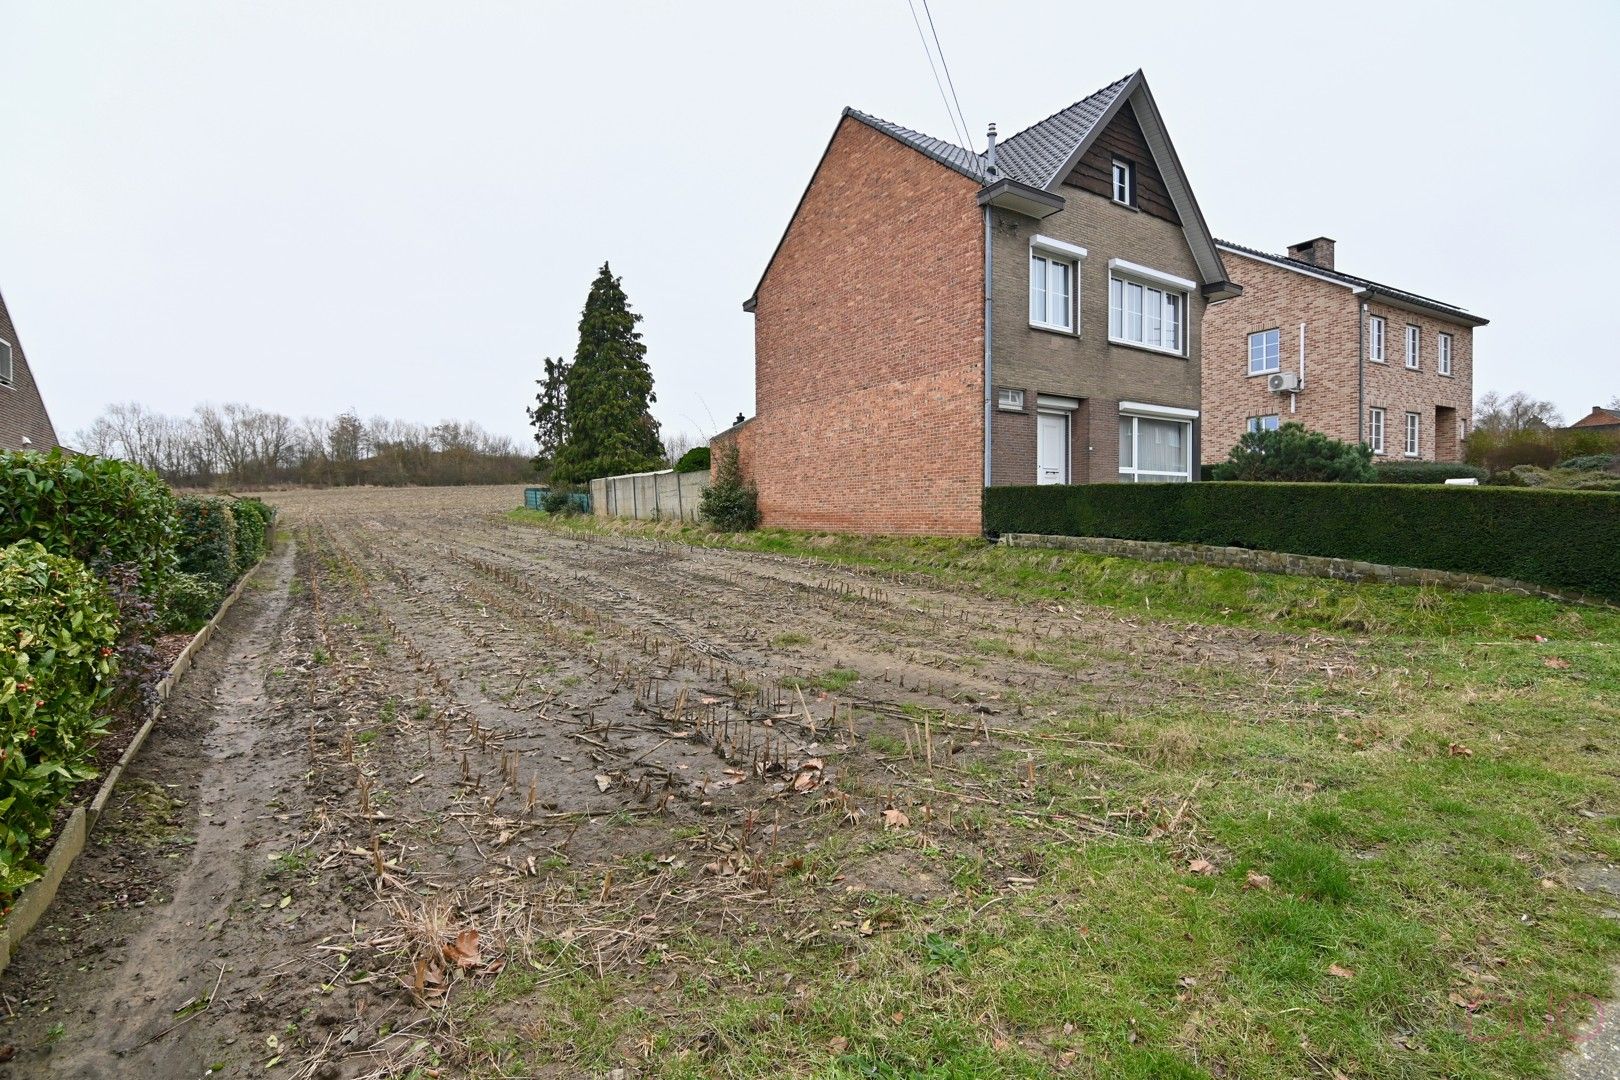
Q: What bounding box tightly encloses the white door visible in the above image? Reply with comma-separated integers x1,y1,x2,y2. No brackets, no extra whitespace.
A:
1037,411,1069,485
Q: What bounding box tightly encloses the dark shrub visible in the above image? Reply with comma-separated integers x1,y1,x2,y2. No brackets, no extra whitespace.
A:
229,497,272,573
0,542,120,897
163,571,225,633
96,562,166,717
1559,454,1620,473
541,489,573,514
175,496,237,590
1212,423,1375,483
1481,437,1561,474
1370,461,1488,484
674,447,711,473
700,444,759,531
981,483,1620,601
0,449,177,595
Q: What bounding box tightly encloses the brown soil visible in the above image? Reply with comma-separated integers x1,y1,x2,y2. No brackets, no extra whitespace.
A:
0,485,1357,1078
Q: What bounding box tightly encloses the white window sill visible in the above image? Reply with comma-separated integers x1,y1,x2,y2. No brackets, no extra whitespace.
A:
1030,321,1077,337
1404,452,1420,458
1370,358,1387,365
1110,336,1185,359
1246,368,1281,378
1406,365,1421,372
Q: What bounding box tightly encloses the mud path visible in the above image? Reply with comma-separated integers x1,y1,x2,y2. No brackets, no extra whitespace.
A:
0,541,302,1078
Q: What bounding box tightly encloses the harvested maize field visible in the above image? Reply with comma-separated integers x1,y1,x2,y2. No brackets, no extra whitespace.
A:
2,484,1618,1080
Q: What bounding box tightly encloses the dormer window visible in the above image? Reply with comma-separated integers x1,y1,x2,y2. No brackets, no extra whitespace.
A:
1111,159,1134,206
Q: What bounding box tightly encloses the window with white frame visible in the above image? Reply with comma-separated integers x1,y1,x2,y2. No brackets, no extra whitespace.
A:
1405,411,1421,456
1029,250,1075,332
1247,414,1280,434
1247,329,1281,375
0,340,11,386
1119,412,1193,482
1369,316,1386,362
1111,159,1134,206
997,388,1025,411
1405,325,1420,369
1438,332,1453,376
1108,266,1187,354
1368,407,1386,454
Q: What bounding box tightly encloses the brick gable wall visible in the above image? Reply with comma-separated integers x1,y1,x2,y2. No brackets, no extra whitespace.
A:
1200,254,1474,464
738,117,985,535
0,291,61,452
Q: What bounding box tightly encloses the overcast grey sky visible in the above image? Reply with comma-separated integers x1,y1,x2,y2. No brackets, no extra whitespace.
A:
4,1,1616,448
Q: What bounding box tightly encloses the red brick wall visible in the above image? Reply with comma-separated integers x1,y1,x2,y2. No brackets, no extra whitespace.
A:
0,290,61,452
1201,253,1474,464
740,117,985,535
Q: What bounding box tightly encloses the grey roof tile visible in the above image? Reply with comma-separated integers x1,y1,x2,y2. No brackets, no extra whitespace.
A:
1216,239,1486,322
843,72,1136,190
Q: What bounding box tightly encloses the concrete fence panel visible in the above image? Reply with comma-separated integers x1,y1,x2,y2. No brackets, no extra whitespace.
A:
589,468,709,523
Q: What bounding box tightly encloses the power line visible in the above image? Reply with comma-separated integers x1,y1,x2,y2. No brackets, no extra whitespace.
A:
905,0,969,151
920,0,973,152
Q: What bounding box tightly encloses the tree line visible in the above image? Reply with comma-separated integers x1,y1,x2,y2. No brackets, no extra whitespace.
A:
74,402,533,488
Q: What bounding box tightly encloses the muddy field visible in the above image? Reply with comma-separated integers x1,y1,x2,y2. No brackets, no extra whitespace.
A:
1,485,1610,1080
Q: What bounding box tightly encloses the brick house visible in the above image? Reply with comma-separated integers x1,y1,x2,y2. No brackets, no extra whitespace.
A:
1567,405,1620,434
1200,238,1487,465
0,287,60,452
719,71,1240,535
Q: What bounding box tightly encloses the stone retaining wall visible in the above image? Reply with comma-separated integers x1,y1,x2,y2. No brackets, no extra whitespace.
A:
999,533,1612,607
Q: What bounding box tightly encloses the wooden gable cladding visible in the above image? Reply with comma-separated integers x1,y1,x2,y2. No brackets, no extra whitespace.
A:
1062,102,1180,225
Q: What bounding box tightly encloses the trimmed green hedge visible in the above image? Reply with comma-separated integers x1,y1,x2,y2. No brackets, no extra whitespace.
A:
0,541,120,897
1371,461,1488,484
176,496,237,590
983,483,1620,601
230,497,272,574
0,449,177,594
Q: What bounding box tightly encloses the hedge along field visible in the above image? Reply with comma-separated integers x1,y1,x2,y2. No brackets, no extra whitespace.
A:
982,483,1620,602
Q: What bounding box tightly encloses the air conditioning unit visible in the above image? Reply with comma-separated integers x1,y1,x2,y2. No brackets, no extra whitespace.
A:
1268,371,1301,393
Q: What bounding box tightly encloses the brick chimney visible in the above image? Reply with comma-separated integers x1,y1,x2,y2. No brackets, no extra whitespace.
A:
1287,237,1336,270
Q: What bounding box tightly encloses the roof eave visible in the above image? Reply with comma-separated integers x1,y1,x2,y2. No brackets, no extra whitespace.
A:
977,177,1065,219
1357,287,1489,328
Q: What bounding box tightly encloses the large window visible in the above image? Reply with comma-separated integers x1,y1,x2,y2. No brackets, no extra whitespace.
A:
1405,325,1421,369
1111,159,1134,206
1438,332,1453,376
1108,271,1186,354
1405,411,1421,457
1368,407,1386,454
1247,414,1280,434
1030,251,1075,332
1369,316,1386,362
1119,414,1193,482
1247,329,1281,375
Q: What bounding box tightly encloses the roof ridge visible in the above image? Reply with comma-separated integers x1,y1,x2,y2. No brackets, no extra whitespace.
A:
996,71,1135,148
1216,238,1481,318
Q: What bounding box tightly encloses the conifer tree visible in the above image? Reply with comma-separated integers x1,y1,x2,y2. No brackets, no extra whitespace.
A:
526,356,569,475
549,264,663,484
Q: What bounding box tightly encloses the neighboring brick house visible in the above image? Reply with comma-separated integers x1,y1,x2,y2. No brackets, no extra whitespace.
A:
721,70,1240,535
1567,405,1620,434
0,286,60,452
1200,239,1487,465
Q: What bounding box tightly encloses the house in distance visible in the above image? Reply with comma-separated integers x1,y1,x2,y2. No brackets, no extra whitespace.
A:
0,287,61,453
719,70,1241,535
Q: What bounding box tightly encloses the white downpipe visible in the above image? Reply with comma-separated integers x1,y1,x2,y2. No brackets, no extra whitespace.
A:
1292,321,1305,414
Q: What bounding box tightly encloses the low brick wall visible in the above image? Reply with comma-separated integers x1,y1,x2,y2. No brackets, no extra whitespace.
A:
999,533,1612,606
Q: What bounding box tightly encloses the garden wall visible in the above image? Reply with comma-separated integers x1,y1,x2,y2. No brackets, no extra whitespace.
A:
983,483,1620,602
591,468,709,523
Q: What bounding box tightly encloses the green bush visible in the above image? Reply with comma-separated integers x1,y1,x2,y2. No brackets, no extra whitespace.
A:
229,497,272,573
0,449,177,595
674,446,711,473
982,483,1620,601
1212,423,1375,483
1370,461,1488,484
0,542,120,898
1559,454,1620,472
175,496,237,590
700,444,759,531
162,571,225,633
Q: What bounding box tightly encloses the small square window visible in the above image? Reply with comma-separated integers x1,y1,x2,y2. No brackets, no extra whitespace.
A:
1247,329,1281,375
1247,414,1280,434
1111,160,1134,206
997,388,1025,411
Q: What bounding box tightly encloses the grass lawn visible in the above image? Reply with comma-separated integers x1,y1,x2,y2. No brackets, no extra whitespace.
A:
488,510,1620,1079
